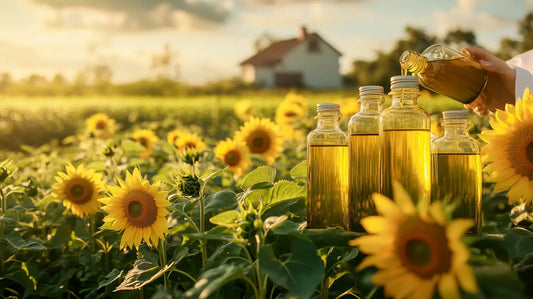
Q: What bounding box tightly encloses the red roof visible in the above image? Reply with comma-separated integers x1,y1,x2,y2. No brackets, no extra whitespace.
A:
239,32,341,67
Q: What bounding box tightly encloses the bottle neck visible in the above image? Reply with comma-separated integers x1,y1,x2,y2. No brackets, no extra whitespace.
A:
442,119,470,137
316,111,341,129
389,87,420,106
400,50,428,74
358,95,384,114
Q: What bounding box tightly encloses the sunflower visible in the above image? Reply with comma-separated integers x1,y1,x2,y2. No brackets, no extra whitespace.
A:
336,97,360,121
86,113,116,139
480,88,533,205
167,129,185,145
175,132,207,153
283,90,308,110
234,117,283,165
214,138,252,176
349,181,478,299
234,100,255,122
99,168,170,250
52,164,105,218
132,129,158,157
275,101,307,128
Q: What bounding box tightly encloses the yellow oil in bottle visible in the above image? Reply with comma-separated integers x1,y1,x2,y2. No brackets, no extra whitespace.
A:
381,129,432,203
401,56,487,104
307,144,349,229
349,133,380,231
433,153,482,234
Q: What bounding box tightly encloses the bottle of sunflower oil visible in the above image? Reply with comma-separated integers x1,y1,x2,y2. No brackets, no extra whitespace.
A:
307,103,349,229
348,85,384,232
380,76,431,205
432,110,482,234
399,44,487,104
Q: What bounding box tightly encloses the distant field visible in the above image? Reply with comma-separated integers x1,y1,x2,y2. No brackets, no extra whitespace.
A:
0,92,465,152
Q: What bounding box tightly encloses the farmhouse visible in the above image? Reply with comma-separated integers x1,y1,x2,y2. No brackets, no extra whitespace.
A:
239,26,343,89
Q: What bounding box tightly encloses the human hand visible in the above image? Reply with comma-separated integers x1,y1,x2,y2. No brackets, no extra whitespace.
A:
461,47,516,116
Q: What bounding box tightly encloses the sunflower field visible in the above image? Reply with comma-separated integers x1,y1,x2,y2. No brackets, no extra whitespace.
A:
0,89,532,299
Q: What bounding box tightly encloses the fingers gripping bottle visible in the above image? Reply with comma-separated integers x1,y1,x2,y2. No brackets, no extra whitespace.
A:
432,110,482,234
307,103,349,229
348,86,384,232
380,76,431,205
399,44,487,104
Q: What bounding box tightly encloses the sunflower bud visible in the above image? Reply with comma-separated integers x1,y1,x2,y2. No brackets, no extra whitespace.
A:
24,179,38,197
0,167,9,183
177,174,201,198
179,148,201,165
103,143,116,157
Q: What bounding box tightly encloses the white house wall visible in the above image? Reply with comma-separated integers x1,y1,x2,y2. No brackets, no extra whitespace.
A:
279,41,342,89
254,66,275,88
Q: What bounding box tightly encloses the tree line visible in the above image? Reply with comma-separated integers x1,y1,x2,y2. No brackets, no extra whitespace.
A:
0,11,531,96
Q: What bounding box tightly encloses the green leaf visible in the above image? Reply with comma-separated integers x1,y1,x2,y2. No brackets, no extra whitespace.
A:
5,232,46,251
472,264,524,298
259,237,324,299
303,227,363,248
504,227,533,262
209,210,240,228
86,161,107,171
325,247,359,274
36,194,57,211
49,222,73,248
204,190,237,216
242,188,270,207
290,160,307,184
268,180,306,205
240,166,276,190
96,269,124,290
186,226,234,242
121,139,145,154
183,264,247,299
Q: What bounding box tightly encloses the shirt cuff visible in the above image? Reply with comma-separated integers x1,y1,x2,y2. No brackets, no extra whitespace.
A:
515,67,533,103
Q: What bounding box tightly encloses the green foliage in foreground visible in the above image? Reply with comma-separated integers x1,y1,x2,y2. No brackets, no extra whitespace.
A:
0,93,530,298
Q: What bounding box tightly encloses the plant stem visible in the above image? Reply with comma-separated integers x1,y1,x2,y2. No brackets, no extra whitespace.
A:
159,238,169,293
255,234,266,299
198,192,207,266
321,275,329,299
171,268,197,283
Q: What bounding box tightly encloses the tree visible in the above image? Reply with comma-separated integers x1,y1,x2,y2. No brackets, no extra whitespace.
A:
254,32,278,52
519,11,533,52
497,38,520,60
443,29,478,49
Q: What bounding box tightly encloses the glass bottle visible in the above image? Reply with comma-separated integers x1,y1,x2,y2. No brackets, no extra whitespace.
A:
307,103,349,229
348,85,384,232
380,76,431,205
399,44,487,104
432,110,482,234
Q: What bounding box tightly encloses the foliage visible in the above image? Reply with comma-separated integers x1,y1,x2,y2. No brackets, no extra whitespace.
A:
0,92,532,299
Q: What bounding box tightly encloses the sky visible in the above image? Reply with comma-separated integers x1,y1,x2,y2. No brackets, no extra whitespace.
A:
0,0,531,85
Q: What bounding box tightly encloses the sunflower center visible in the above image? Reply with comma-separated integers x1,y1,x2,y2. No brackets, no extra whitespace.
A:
248,131,271,153
184,142,196,149
285,111,297,117
405,239,432,266
129,201,143,217
95,120,106,130
225,150,241,166
396,216,452,278
123,189,158,228
65,178,94,204
139,137,148,147
508,124,533,179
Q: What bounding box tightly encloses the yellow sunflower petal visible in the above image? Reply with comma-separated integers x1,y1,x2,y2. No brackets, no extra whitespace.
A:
455,264,479,294
438,273,461,299
493,172,521,192
372,193,404,220
411,277,438,299
446,218,474,242
359,216,389,234
392,181,416,214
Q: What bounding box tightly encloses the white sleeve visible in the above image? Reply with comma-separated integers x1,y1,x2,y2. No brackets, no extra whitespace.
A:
506,49,533,102
514,67,533,101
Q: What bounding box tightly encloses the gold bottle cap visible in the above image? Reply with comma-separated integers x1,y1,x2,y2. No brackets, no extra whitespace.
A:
390,75,419,89
359,85,384,95
317,103,340,112
443,110,469,119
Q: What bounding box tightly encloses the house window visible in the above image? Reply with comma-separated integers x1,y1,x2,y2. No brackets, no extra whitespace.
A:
308,39,319,52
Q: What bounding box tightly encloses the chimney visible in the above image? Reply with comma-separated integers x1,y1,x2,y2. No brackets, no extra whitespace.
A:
298,26,308,41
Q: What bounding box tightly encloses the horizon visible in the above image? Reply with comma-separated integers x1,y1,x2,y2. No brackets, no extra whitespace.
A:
1,0,531,85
